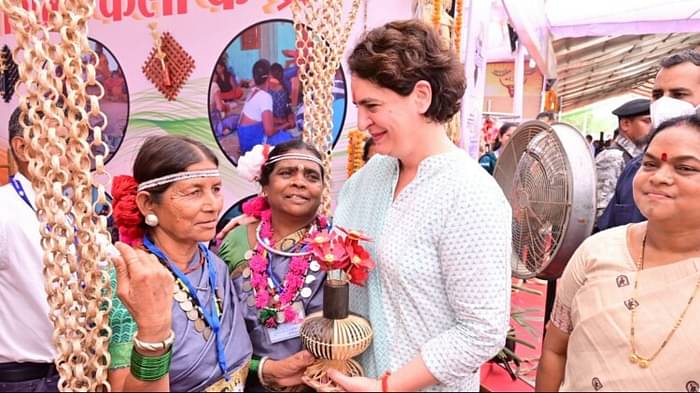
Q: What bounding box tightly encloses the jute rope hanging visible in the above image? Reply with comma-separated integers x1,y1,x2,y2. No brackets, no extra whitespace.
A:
416,0,463,145
292,0,361,216
0,1,113,391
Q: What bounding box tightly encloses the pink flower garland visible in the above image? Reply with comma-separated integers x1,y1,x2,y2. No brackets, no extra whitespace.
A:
249,207,328,328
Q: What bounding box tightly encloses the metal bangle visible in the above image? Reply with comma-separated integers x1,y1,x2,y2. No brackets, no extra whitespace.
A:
258,356,270,386
133,329,175,353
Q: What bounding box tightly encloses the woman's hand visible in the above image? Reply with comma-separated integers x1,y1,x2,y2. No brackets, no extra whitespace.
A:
302,369,380,392
262,350,315,387
215,214,257,241
113,242,174,341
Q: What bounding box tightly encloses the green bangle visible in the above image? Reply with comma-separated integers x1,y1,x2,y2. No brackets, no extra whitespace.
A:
130,348,172,381
250,358,260,375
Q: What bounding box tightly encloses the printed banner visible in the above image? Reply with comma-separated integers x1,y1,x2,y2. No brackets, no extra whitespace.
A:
0,1,415,218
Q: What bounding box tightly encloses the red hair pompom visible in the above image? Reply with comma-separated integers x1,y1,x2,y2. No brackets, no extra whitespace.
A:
112,175,144,246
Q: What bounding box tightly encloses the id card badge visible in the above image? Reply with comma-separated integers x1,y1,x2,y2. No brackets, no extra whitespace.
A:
267,302,306,344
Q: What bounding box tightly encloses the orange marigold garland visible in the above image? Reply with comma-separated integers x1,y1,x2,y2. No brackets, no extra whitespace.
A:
454,0,463,56
432,0,442,33
347,128,369,177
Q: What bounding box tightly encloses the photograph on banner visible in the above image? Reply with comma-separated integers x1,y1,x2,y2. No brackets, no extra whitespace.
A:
85,38,129,166
208,19,347,166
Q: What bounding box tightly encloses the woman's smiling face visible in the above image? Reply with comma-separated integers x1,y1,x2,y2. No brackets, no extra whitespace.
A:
634,123,700,224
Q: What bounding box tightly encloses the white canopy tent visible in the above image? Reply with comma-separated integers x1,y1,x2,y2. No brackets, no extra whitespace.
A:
497,0,700,112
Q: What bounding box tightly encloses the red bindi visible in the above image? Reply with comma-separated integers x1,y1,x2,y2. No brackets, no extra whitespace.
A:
661,153,668,161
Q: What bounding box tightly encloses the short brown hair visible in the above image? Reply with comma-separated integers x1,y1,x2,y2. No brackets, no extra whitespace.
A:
348,19,466,123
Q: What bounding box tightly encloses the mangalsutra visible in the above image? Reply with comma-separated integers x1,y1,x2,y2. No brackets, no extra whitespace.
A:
629,230,700,369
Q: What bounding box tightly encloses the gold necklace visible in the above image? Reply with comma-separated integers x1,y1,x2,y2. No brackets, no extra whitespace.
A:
273,226,310,252
629,231,700,368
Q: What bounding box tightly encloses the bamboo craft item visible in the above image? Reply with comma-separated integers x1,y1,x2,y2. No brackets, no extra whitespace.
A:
142,29,194,101
300,280,373,391
0,0,114,390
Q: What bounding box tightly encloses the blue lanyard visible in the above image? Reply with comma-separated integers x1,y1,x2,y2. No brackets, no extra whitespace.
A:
265,243,311,292
264,218,333,291
10,176,84,240
142,236,230,381
10,176,36,212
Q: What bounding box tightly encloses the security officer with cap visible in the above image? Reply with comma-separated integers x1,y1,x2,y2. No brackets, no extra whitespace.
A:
594,98,651,219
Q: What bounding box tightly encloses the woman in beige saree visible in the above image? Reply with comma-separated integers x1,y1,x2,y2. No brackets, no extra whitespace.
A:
536,115,700,392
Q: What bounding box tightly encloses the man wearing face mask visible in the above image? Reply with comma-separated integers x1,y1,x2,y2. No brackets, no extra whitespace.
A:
594,98,652,219
597,49,700,231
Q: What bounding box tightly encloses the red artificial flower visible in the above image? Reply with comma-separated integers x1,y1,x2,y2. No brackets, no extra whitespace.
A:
337,226,372,242
346,242,376,272
308,230,349,271
346,264,370,286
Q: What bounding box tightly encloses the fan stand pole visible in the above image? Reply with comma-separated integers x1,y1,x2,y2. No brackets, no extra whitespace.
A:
542,279,557,341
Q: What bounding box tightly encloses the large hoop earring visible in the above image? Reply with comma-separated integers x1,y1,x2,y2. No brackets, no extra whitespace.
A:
145,213,159,227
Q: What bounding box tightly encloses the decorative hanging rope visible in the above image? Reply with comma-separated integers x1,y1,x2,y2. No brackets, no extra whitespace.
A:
0,1,113,391
292,0,361,216
346,128,368,177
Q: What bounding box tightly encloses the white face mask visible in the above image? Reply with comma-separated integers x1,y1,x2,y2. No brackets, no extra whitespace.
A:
650,96,700,129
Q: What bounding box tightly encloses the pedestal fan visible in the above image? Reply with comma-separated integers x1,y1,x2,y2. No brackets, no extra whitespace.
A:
493,120,596,324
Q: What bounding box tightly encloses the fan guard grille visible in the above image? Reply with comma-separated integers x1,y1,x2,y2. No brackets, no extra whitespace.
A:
494,121,595,279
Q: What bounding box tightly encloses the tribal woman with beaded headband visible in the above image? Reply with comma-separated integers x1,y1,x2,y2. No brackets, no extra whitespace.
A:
107,135,253,391
216,139,328,391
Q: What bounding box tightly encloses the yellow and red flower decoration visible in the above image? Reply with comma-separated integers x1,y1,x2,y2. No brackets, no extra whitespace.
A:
307,226,376,286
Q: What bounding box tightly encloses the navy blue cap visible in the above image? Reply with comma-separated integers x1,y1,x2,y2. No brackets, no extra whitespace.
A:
612,98,650,118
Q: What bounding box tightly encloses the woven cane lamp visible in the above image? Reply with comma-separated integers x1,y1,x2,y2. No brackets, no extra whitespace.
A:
300,280,373,390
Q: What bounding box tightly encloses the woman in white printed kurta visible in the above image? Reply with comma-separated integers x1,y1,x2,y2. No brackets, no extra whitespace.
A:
325,20,513,392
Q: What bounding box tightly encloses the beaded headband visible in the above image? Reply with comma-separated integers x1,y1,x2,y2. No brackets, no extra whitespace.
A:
137,169,221,192
265,153,323,168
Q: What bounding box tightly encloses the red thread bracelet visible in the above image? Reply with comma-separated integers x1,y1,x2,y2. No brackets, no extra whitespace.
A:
381,371,391,393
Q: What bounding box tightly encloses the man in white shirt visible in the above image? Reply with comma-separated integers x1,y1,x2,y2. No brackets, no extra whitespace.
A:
0,108,59,392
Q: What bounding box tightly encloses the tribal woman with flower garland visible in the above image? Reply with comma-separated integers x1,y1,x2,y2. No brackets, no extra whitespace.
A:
216,139,331,391
107,135,252,391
